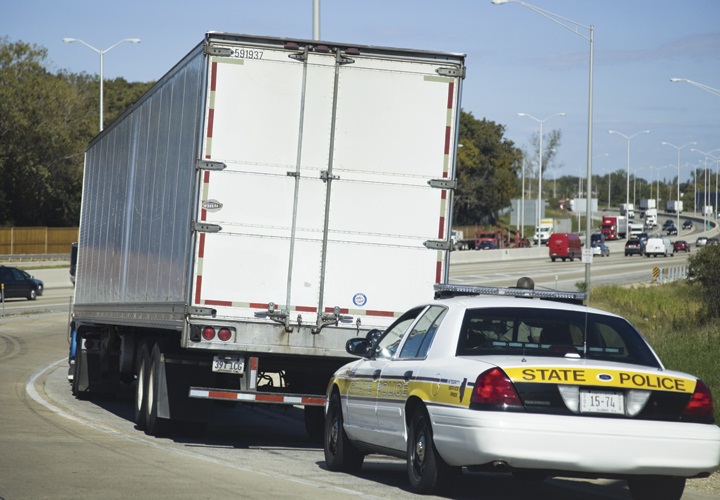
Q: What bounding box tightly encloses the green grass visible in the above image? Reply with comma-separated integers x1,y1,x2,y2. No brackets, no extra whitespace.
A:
589,281,720,423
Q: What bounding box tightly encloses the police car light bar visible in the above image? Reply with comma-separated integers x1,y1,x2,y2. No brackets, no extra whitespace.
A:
434,282,587,304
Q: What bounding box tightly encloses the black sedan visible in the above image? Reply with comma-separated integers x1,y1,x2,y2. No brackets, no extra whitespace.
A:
0,265,44,300
666,226,678,236
682,220,694,230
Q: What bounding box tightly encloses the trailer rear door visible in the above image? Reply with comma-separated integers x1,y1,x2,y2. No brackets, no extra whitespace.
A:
193,36,464,331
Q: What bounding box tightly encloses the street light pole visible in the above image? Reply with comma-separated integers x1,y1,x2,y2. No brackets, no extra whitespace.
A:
608,130,649,226
662,141,697,233
518,112,565,245
670,78,720,97
493,0,594,293
63,37,141,131
692,148,720,230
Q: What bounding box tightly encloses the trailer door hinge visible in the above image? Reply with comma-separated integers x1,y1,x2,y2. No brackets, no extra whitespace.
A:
187,306,217,317
196,159,227,171
436,66,466,79
424,240,452,251
193,222,222,233
320,171,339,182
428,179,457,190
204,46,233,57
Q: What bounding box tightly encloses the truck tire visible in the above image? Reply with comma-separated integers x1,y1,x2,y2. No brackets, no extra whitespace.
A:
71,334,85,398
145,342,171,436
134,343,151,430
304,406,325,441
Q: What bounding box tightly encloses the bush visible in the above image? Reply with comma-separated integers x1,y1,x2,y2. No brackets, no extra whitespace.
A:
687,245,720,318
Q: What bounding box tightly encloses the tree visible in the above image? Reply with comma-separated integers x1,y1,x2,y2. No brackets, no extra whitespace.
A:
687,245,720,318
453,111,521,226
0,38,154,226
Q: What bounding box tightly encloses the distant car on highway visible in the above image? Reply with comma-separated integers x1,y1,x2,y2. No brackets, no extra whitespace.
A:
673,240,690,253
591,241,610,257
663,219,675,229
624,238,644,256
682,220,693,230
696,236,708,247
477,240,497,250
0,265,44,300
666,226,678,236
707,237,720,246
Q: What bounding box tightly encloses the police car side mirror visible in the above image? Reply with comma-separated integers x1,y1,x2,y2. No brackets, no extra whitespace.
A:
346,338,371,357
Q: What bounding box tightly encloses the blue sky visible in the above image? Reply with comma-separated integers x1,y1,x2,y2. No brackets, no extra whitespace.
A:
4,0,720,193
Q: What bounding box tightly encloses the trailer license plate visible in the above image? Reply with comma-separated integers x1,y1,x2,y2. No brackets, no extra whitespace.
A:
212,356,244,374
580,390,624,415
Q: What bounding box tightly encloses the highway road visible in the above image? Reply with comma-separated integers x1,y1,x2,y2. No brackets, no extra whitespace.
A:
3,313,718,499
0,220,718,499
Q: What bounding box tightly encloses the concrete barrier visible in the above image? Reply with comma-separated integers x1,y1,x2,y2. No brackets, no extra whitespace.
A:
450,246,547,264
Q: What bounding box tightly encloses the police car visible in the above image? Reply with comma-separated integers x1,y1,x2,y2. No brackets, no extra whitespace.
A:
323,278,720,500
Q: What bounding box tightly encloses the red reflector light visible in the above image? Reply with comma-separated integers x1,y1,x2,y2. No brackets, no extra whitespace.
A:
471,368,523,408
202,327,215,341
683,380,715,420
217,328,232,342
84,339,94,349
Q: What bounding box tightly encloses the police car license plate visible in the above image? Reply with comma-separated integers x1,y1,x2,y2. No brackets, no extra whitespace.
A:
580,390,624,415
212,356,244,374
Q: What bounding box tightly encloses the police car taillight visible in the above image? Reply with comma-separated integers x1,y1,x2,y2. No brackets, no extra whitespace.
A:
471,368,524,411
682,379,715,423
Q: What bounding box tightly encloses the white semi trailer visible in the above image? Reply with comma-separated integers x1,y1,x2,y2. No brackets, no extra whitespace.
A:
68,32,465,437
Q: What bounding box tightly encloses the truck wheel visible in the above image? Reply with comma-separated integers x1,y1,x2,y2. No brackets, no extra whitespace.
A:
134,343,151,430
407,405,458,494
304,406,325,441
324,392,364,472
71,335,85,398
145,342,171,436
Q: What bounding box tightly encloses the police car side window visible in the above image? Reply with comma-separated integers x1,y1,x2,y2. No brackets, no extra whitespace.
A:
375,307,425,359
398,306,447,359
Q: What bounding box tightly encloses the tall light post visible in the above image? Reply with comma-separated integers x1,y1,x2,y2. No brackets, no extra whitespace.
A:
670,78,720,97
692,148,720,229
608,130,649,225
518,112,566,245
662,141,697,232
493,0,594,292
648,166,665,206
64,37,141,131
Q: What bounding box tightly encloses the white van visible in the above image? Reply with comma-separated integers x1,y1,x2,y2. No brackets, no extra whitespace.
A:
644,236,674,257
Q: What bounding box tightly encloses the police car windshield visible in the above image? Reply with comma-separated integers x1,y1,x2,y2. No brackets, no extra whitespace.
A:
456,307,661,368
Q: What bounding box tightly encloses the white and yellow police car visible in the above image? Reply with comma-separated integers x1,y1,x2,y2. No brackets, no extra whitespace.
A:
323,279,720,500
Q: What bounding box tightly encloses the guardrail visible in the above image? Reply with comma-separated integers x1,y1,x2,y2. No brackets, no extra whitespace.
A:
0,254,70,262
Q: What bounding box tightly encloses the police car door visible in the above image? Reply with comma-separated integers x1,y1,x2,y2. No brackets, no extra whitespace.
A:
375,305,447,452
344,307,425,444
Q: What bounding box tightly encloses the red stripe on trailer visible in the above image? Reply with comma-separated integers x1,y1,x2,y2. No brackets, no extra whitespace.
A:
249,302,269,309
436,261,442,284
209,390,234,400
438,216,445,239
296,305,318,313
447,81,454,109
198,232,206,258
195,275,203,304
210,61,218,91
205,299,233,307
256,394,285,403
366,309,396,317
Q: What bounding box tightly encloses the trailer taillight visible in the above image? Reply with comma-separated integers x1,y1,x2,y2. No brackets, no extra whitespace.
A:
202,327,216,341
218,328,232,341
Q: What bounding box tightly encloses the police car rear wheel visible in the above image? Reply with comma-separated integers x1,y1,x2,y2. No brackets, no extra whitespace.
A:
407,406,457,494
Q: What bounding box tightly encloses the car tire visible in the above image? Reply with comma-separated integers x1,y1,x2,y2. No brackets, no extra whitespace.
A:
324,392,364,472
27,289,37,301
627,475,685,500
407,406,458,494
